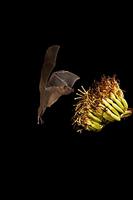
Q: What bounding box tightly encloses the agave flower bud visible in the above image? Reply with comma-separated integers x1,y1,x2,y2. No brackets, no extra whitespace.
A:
72,75,133,133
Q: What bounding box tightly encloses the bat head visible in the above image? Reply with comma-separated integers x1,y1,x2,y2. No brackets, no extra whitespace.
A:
62,85,74,95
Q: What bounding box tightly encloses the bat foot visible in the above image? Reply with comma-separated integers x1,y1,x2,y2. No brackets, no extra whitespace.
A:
37,116,44,125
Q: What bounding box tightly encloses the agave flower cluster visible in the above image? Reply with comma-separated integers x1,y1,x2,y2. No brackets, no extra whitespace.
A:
73,75,132,132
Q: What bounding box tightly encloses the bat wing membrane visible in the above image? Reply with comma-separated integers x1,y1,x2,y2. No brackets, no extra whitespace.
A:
47,70,80,87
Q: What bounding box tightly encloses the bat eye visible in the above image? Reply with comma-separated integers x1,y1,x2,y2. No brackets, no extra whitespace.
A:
64,85,68,89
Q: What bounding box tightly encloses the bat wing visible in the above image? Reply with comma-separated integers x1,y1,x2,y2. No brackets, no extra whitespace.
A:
39,45,60,92
45,86,64,107
47,70,80,88
38,45,60,124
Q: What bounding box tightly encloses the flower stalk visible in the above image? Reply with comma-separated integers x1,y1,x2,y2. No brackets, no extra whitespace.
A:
72,75,133,132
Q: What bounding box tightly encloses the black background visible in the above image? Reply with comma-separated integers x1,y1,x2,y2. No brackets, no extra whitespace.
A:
2,4,133,196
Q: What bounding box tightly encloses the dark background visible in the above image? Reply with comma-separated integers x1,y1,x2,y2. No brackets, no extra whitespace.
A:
30,15,133,165
2,5,132,195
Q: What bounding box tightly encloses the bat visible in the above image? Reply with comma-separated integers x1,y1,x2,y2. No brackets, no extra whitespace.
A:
37,45,80,124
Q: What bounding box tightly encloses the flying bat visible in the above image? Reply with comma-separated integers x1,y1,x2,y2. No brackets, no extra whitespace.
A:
37,45,80,124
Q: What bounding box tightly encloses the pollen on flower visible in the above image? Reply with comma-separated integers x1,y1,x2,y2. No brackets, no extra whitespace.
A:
72,75,132,133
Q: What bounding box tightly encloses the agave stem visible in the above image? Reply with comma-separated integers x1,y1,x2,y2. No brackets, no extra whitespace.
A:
88,112,102,123
81,85,87,93
74,97,82,100
77,89,86,94
102,99,120,116
106,108,121,121
106,98,124,113
76,92,83,97
86,125,97,131
110,92,125,110
86,118,103,131
103,112,115,122
120,97,128,110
